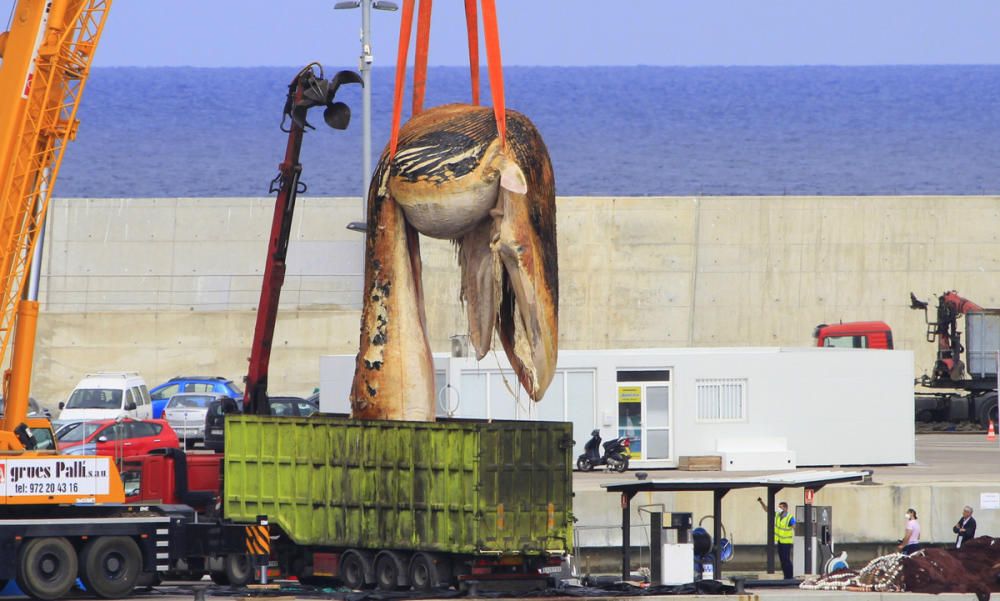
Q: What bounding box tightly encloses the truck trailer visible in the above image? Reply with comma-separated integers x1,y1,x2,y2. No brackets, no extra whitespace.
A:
222,414,574,591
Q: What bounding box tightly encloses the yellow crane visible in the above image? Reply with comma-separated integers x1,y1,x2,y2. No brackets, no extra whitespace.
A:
0,0,121,502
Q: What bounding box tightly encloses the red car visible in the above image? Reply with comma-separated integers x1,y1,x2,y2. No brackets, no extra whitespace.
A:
56,418,180,457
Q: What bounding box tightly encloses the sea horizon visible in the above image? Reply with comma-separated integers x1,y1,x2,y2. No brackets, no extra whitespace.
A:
57,64,1000,198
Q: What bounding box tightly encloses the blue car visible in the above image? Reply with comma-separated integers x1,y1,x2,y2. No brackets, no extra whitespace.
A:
148,376,243,418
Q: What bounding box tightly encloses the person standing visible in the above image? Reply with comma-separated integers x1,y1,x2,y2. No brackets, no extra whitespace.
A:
897,508,921,555
758,497,796,579
953,506,977,548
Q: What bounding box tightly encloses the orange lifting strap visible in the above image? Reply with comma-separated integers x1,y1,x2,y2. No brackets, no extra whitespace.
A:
388,0,506,158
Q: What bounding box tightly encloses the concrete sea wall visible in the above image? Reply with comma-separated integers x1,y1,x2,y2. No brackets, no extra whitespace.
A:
29,195,1000,404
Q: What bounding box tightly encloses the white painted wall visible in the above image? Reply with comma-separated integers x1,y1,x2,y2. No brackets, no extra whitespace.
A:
320,347,915,468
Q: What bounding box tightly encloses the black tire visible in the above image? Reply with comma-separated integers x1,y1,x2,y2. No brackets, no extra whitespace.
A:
408,553,438,592
375,553,403,591
979,398,999,430
340,553,367,590
80,536,141,599
223,554,253,587
576,457,594,471
16,537,78,601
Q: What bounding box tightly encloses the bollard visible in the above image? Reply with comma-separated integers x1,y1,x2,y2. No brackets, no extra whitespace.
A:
246,516,271,586
258,516,269,585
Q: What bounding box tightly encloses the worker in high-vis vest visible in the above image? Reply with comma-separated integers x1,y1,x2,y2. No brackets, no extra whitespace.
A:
757,497,797,579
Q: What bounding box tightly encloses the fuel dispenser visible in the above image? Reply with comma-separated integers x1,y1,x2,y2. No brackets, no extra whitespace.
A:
647,511,695,585
793,505,835,575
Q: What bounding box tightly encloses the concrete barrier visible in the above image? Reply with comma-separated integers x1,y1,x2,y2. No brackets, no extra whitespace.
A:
28,195,1000,406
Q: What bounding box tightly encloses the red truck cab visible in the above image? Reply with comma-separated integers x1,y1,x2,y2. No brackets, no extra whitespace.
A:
121,448,222,512
814,321,893,349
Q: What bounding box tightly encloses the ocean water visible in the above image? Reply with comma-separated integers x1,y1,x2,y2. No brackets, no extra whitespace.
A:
57,65,1000,197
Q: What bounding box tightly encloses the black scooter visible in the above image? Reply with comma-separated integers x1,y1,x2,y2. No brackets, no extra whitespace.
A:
576,430,630,472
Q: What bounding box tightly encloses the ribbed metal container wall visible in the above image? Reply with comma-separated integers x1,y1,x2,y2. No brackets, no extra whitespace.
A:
223,415,573,555
966,311,1000,378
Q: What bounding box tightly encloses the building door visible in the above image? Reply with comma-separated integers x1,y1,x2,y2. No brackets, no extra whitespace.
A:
617,370,671,461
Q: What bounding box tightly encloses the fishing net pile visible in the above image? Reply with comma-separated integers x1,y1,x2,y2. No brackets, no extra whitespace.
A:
801,537,1000,600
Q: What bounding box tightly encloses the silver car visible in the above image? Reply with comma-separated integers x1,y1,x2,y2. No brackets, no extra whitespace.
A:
163,392,228,448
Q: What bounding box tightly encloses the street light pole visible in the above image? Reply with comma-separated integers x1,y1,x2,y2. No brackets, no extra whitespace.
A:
361,0,373,210
335,0,398,225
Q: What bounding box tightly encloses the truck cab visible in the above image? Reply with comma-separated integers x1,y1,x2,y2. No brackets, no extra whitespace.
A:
121,448,221,512
814,321,894,349
24,417,57,452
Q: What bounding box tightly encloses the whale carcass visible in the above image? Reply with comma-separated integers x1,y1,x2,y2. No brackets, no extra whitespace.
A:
351,104,557,421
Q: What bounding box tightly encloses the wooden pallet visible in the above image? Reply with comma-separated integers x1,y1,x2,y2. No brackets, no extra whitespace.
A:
678,455,722,471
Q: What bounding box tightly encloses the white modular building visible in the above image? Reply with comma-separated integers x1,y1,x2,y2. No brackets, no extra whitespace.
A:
320,346,915,469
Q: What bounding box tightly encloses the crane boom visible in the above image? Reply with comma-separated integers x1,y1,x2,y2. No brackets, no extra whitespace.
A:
0,0,110,443
243,65,360,414
910,290,985,384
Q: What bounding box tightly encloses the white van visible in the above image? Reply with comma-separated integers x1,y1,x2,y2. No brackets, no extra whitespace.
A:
57,372,153,424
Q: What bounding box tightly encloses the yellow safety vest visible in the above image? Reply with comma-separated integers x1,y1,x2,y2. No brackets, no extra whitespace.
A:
775,512,794,544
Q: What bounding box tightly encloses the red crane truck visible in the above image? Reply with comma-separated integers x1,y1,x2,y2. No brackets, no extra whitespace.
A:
813,291,1000,428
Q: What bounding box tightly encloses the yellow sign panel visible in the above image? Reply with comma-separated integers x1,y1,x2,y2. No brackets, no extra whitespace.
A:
618,386,641,404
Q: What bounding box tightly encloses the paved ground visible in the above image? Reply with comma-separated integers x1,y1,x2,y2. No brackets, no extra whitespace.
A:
45,584,989,601
58,584,987,600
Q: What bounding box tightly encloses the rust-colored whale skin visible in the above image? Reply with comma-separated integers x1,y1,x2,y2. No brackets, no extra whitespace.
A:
350,103,557,420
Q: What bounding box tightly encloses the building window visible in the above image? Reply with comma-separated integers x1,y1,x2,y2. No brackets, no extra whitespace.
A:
696,378,747,422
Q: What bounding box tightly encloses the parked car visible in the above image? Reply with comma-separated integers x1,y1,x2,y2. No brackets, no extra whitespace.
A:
149,376,243,419
0,395,51,419
164,392,233,448
203,395,317,452
56,418,179,457
204,396,241,451
56,371,152,428
267,395,317,417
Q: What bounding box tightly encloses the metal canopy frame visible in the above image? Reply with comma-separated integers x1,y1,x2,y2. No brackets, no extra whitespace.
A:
602,470,867,581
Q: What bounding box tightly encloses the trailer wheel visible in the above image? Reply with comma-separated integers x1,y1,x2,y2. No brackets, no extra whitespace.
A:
16,537,78,601
408,553,448,591
374,551,407,591
340,552,367,590
220,554,252,587
80,536,141,599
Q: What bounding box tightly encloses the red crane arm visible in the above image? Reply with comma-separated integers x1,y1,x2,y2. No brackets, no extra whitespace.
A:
940,291,983,315
243,66,360,415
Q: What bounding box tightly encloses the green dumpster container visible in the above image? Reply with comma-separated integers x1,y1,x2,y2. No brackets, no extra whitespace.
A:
223,415,574,556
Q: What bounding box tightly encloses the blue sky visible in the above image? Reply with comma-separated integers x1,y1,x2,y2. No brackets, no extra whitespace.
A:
8,0,1000,67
